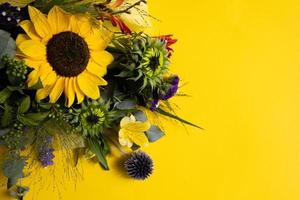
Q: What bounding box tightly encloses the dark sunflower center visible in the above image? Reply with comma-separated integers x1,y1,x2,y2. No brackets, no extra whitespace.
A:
46,31,90,77
87,114,100,125
149,55,160,71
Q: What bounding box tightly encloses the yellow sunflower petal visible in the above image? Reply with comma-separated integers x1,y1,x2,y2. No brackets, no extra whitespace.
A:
48,6,71,34
66,77,75,107
70,14,93,38
28,6,52,41
85,27,112,51
43,70,57,86
36,85,53,101
77,71,100,99
27,70,39,87
18,40,46,60
19,20,41,41
49,77,65,103
23,58,44,70
86,60,107,78
16,34,30,46
90,50,114,68
38,63,53,83
73,78,85,104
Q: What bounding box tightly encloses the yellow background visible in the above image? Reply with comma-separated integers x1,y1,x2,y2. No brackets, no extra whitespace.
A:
2,0,300,199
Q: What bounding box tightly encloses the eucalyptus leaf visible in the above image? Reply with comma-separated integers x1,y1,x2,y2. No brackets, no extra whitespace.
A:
0,30,16,67
134,110,147,122
146,125,165,142
18,96,31,114
2,158,26,189
116,99,137,110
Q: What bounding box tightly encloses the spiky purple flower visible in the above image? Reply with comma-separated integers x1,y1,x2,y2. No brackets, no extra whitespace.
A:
38,135,55,167
125,152,154,180
161,75,180,100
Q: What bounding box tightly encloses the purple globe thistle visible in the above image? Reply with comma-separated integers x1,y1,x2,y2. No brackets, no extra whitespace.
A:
160,75,180,100
125,152,154,180
38,135,55,167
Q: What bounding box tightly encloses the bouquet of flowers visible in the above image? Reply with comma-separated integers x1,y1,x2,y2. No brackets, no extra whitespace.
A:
0,0,200,199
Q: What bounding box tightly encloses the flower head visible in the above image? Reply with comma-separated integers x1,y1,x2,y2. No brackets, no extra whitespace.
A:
17,6,113,107
161,75,179,100
125,151,153,180
118,115,150,148
38,135,55,167
158,35,177,57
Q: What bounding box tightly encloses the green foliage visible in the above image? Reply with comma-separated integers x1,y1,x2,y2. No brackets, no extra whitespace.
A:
0,30,16,68
32,0,97,14
2,152,27,189
87,136,110,170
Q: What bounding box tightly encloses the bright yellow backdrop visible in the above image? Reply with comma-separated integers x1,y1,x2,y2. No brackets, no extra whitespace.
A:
2,0,300,199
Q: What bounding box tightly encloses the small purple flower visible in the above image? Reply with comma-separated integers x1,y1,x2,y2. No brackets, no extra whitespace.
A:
38,135,55,167
160,75,180,100
150,98,159,111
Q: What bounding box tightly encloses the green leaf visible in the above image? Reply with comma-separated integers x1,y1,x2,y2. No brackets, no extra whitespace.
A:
0,88,12,104
156,108,203,129
1,103,13,127
18,96,31,114
116,99,137,110
7,177,18,189
17,114,39,126
87,137,109,170
25,112,49,121
146,125,165,142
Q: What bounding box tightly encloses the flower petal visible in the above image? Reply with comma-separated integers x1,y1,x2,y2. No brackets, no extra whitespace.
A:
86,60,107,78
23,58,44,70
27,70,39,87
127,131,149,147
43,70,57,86
119,129,133,147
77,71,100,99
90,50,114,68
36,85,53,101
67,77,75,107
19,20,41,41
85,27,112,51
123,121,151,133
49,77,65,103
73,78,85,104
16,34,30,46
18,40,46,60
28,6,52,41
70,14,93,38
47,6,71,34
120,115,136,127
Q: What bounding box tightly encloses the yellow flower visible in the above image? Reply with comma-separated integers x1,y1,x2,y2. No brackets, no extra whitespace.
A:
118,115,150,148
16,6,113,107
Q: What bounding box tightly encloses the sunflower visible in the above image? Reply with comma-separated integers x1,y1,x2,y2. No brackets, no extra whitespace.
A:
16,6,114,107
